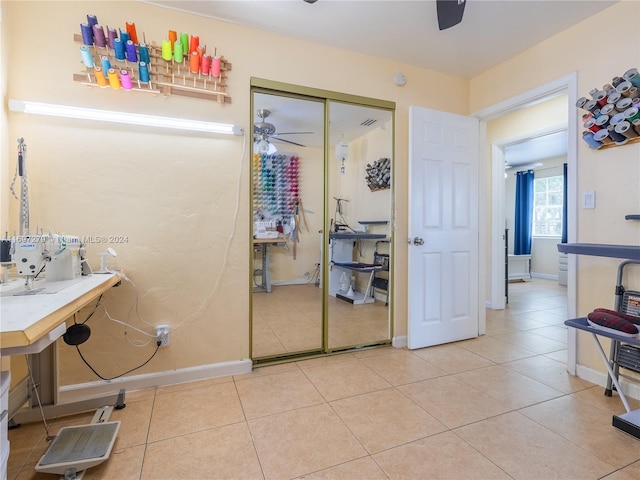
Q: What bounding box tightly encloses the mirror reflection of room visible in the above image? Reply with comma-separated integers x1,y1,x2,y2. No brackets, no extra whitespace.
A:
251,93,325,359
327,102,393,350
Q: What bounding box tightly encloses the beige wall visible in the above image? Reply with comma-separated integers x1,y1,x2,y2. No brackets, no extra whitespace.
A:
473,0,640,375
2,0,467,386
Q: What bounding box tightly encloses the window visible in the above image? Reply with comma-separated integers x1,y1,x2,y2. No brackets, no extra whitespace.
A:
533,175,563,236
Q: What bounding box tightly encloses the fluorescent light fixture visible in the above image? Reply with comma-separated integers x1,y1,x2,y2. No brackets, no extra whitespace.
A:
9,99,243,136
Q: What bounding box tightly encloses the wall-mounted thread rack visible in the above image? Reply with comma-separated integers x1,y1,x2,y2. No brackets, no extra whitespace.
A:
577,67,640,150
73,34,232,103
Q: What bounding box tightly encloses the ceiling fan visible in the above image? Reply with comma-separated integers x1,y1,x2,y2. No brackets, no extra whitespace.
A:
302,0,466,31
253,109,313,149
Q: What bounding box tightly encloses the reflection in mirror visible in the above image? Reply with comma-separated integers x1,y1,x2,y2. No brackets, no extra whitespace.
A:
327,102,393,350
251,92,325,360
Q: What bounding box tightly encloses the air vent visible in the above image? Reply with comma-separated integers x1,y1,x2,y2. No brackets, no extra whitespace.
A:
360,118,377,127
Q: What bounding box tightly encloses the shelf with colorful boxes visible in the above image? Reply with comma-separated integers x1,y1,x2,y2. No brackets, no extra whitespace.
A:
577,67,640,150
74,15,232,103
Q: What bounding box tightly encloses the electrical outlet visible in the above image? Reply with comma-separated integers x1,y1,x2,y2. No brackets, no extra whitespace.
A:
156,325,170,347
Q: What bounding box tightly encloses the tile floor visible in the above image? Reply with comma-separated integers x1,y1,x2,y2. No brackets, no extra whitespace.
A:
7,279,640,479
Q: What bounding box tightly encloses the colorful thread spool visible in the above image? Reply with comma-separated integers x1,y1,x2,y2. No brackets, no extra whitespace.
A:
612,76,624,88
581,131,601,149
92,24,106,47
138,61,150,83
162,40,172,61
628,87,639,99
168,30,177,48
107,68,121,89
610,112,626,127
201,55,211,75
615,121,638,139
80,45,94,68
584,118,600,133
126,22,138,44
94,66,108,87
593,129,613,145
138,44,150,64
595,114,609,129
584,99,598,113
616,97,632,112
180,33,189,56
87,14,99,27
120,70,133,90
600,103,616,118
633,119,640,135
607,124,627,144
173,41,183,62
594,90,607,107
197,45,206,58
113,38,125,60
624,107,640,124
189,35,199,54
80,23,93,45
189,51,200,73
119,30,130,45
125,40,138,62
607,92,621,105
617,81,633,97
211,56,221,77
576,97,588,109
624,68,640,88
107,27,118,49
100,55,111,74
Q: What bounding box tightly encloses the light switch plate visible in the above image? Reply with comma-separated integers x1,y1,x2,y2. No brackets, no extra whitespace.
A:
582,190,596,209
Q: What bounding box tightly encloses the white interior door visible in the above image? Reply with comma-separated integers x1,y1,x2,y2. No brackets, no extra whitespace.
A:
408,106,479,349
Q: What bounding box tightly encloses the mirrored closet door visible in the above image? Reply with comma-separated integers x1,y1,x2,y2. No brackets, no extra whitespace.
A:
250,81,394,363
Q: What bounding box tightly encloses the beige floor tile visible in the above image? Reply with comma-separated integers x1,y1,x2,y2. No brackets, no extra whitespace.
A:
291,457,387,480
492,330,567,354
570,387,640,415
248,403,366,480
457,335,538,364
235,369,325,419
360,350,447,386
373,431,511,480
454,411,616,479
527,324,569,343
147,382,245,442
601,460,640,480
330,388,446,454
141,422,263,480
399,375,512,428
295,352,357,369
454,365,564,409
519,395,640,468
109,396,154,449
302,359,391,401
155,376,232,395
504,355,594,394
236,361,301,379
411,343,496,374
83,444,145,480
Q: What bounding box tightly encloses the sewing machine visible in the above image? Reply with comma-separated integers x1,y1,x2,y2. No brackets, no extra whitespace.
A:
10,234,84,290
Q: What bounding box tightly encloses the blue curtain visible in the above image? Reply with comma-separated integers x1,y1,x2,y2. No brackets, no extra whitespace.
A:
514,170,534,255
561,163,568,243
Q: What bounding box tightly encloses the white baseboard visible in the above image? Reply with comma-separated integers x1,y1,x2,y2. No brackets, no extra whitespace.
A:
392,335,407,348
576,364,640,401
58,359,253,404
531,272,559,281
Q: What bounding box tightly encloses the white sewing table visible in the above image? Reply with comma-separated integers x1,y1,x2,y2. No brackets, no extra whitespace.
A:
0,273,122,422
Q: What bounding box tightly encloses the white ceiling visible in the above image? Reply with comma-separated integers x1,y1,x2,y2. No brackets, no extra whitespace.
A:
504,130,568,167
145,0,591,157
144,0,617,78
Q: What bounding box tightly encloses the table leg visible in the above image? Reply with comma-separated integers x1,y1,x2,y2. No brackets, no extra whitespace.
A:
591,332,632,413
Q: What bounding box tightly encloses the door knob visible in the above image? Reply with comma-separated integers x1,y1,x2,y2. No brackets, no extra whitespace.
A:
412,237,424,246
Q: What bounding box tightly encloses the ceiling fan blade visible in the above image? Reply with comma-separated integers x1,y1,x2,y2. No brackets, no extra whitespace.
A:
437,0,466,31
271,132,314,136
270,137,306,147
